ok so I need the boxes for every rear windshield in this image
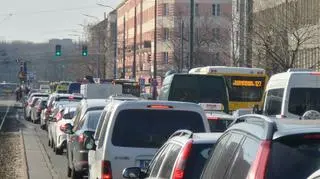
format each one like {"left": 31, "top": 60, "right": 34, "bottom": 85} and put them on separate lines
{"left": 208, "top": 119, "right": 233, "bottom": 132}
{"left": 288, "top": 88, "right": 320, "bottom": 116}
{"left": 169, "top": 75, "right": 229, "bottom": 113}
{"left": 112, "top": 110, "right": 206, "bottom": 148}
{"left": 266, "top": 134, "right": 320, "bottom": 179}
{"left": 185, "top": 144, "right": 213, "bottom": 179}
{"left": 85, "top": 111, "right": 102, "bottom": 130}
{"left": 56, "top": 96, "right": 82, "bottom": 102}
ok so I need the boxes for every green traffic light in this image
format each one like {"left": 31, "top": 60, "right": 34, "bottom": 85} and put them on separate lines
{"left": 82, "top": 52, "right": 87, "bottom": 56}
{"left": 56, "top": 52, "right": 61, "bottom": 56}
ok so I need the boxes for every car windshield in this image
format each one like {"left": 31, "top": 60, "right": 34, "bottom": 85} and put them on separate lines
{"left": 56, "top": 96, "right": 82, "bottom": 102}
{"left": 85, "top": 111, "right": 102, "bottom": 130}
{"left": 184, "top": 144, "right": 214, "bottom": 179}
{"left": 288, "top": 88, "right": 320, "bottom": 116}
{"left": 266, "top": 134, "right": 320, "bottom": 179}
{"left": 112, "top": 109, "right": 206, "bottom": 148}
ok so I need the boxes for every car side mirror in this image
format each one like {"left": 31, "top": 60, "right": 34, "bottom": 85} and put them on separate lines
{"left": 122, "top": 167, "right": 143, "bottom": 179}
{"left": 84, "top": 136, "right": 96, "bottom": 151}
{"left": 252, "top": 105, "right": 263, "bottom": 114}
{"left": 62, "top": 123, "right": 73, "bottom": 134}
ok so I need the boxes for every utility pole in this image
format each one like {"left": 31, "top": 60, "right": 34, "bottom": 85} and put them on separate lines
{"left": 189, "top": 0, "right": 195, "bottom": 69}
{"left": 181, "top": 20, "right": 184, "bottom": 72}
{"left": 122, "top": 16, "right": 126, "bottom": 78}
{"left": 133, "top": 3, "right": 137, "bottom": 79}
{"left": 152, "top": 0, "right": 158, "bottom": 99}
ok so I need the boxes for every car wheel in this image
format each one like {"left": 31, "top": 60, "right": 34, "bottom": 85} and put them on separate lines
{"left": 48, "top": 139, "right": 51, "bottom": 147}
{"left": 55, "top": 147, "right": 63, "bottom": 155}
{"left": 50, "top": 139, "right": 54, "bottom": 148}
{"left": 71, "top": 167, "right": 81, "bottom": 179}
{"left": 67, "top": 166, "right": 72, "bottom": 177}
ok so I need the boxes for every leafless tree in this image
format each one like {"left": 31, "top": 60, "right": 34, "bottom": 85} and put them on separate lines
{"left": 251, "top": 0, "right": 320, "bottom": 74}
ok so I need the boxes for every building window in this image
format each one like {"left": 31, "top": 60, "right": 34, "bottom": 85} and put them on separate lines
{"left": 163, "top": 3, "right": 169, "bottom": 16}
{"left": 212, "top": 4, "right": 221, "bottom": 16}
{"left": 195, "top": 4, "right": 199, "bottom": 16}
{"left": 163, "top": 28, "right": 169, "bottom": 40}
{"left": 163, "top": 52, "right": 169, "bottom": 64}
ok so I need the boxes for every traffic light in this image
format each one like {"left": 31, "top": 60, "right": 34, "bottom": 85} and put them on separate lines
{"left": 55, "top": 45, "right": 62, "bottom": 56}
{"left": 82, "top": 45, "right": 88, "bottom": 56}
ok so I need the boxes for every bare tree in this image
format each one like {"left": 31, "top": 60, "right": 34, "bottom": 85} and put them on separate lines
{"left": 251, "top": 0, "right": 320, "bottom": 74}
{"left": 159, "top": 9, "right": 233, "bottom": 72}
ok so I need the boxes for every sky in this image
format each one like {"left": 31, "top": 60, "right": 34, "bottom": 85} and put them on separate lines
{"left": 0, "top": 0, "right": 119, "bottom": 43}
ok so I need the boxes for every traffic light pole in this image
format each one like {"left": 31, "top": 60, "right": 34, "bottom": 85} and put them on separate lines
{"left": 122, "top": 16, "right": 126, "bottom": 78}
{"left": 189, "top": 0, "right": 195, "bottom": 69}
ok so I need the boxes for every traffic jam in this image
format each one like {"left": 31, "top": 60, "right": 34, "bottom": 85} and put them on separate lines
{"left": 23, "top": 66, "right": 320, "bottom": 179}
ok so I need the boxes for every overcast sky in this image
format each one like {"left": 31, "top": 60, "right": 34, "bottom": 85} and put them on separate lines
{"left": 0, "top": 0, "right": 119, "bottom": 43}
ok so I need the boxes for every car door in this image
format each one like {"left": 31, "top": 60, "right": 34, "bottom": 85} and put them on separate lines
{"left": 89, "top": 107, "right": 113, "bottom": 179}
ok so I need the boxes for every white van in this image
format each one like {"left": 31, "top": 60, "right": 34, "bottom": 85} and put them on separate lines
{"left": 86, "top": 100, "right": 210, "bottom": 179}
{"left": 263, "top": 69, "right": 320, "bottom": 118}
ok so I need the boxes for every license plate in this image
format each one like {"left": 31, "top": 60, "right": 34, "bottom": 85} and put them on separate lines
{"left": 139, "top": 160, "right": 150, "bottom": 168}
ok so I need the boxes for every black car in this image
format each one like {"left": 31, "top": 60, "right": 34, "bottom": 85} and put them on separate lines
{"left": 201, "top": 114, "right": 320, "bottom": 179}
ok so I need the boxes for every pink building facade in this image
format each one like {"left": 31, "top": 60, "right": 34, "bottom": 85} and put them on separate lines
{"left": 117, "top": 0, "right": 232, "bottom": 87}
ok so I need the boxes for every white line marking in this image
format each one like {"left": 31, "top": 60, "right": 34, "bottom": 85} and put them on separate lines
{"left": 0, "top": 105, "right": 11, "bottom": 131}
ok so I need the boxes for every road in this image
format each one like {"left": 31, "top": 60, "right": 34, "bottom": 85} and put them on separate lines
{"left": 0, "top": 96, "right": 69, "bottom": 179}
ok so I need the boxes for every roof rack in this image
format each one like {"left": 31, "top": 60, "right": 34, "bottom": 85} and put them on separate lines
{"left": 169, "top": 130, "right": 193, "bottom": 139}
{"left": 231, "top": 114, "right": 276, "bottom": 140}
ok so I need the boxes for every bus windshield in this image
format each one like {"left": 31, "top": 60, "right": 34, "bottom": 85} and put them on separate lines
{"left": 224, "top": 76, "right": 266, "bottom": 102}
{"left": 169, "top": 75, "right": 229, "bottom": 113}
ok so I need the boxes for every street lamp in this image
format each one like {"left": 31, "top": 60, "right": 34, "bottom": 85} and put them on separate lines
{"left": 81, "top": 13, "right": 100, "bottom": 21}
{"left": 96, "top": 3, "right": 115, "bottom": 10}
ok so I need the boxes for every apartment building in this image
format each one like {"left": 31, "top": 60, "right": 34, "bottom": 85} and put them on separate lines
{"left": 117, "top": 0, "right": 232, "bottom": 85}
{"left": 252, "top": 0, "right": 320, "bottom": 73}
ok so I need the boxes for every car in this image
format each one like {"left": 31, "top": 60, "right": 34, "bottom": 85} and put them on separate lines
{"left": 25, "top": 93, "right": 49, "bottom": 120}
{"left": 85, "top": 100, "right": 211, "bottom": 179}
{"left": 232, "top": 108, "right": 252, "bottom": 118}
{"left": 30, "top": 98, "right": 47, "bottom": 124}
{"left": 263, "top": 69, "right": 320, "bottom": 119}
{"left": 200, "top": 114, "right": 320, "bottom": 179}
{"left": 308, "top": 169, "right": 320, "bottom": 179}
{"left": 51, "top": 103, "right": 78, "bottom": 155}
{"left": 122, "top": 130, "right": 222, "bottom": 179}
{"left": 25, "top": 96, "right": 44, "bottom": 121}
{"left": 63, "top": 99, "right": 109, "bottom": 178}
{"left": 64, "top": 110, "right": 103, "bottom": 178}
{"left": 206, "top": 111, "right": 234, "bottom": 132}
{"left": 42, "top": 93, "right": 83, "bottom": 130}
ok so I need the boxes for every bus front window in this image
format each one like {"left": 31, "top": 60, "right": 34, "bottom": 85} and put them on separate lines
{"left": 225, "top": 76, "right": 266, "bottom": 102}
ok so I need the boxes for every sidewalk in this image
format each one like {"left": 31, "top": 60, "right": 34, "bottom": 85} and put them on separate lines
{"left": 22, "top": 127, "right": 57, "bottom": 179}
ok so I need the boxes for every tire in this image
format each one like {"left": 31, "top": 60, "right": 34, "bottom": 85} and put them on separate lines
{"left": 48, "top": 139, "right": 51, "bottom": 147}
{"left": 50, "top": 139, "right": 54, "bottom": 148}
{"left": 55, "top": 147, "right": 63, "bottom": 155}
{"left": 71, "top": 167, "right": 81, "bottom": 179}
{"left": 67, "top": 166, "right": 72, "bottom": 177}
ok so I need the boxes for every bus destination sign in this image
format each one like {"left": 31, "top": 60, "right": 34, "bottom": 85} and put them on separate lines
{"left": 232, "top": 80, "right": 263, "bottom": 87}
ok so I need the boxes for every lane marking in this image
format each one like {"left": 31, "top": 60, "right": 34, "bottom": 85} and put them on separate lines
{"left": 0, "top": 105, "right": 11, "bottom": 131}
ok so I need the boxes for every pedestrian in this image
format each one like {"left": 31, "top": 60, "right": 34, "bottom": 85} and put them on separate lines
{"left": 15, "top": 86, "right": 22, "bottom": 101}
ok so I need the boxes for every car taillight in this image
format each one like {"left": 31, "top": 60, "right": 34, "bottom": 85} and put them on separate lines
{"left": 172, "top": 140, "right": 193, "bottom": 179}
{"left": 56, "top": 112, "right": 63, "bottom": 121}
{"left": 59, "top": 124, "right": 67, "bottom": 131}
{"left": 101, "top": 160, "right": 112, "bottom": 179}
{"left": 78, "top": 134, "right": 85, "bottom": 143}
{"left": 208, "top": 116, "right": 220, "bottom": 120}
{"left": 247, "top": 140, "right": 271, "bottom": 179}
{"left": 37, "top": 106, "right": 42, "bottom": 112}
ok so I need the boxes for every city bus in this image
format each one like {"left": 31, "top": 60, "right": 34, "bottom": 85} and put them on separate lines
{"left": 189, "top": 66, "right": 268, "bottom": 111}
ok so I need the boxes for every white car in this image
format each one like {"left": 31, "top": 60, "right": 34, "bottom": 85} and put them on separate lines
{"left": 52, "top": 104, "right": 78, "bottom": 155}
{"left": 87, "top": 100, "right": 210, "bottom": 179}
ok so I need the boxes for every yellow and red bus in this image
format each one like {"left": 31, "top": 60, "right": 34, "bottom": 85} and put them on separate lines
{"left": 189, "top": 66, "right": 268, "bottom": 111}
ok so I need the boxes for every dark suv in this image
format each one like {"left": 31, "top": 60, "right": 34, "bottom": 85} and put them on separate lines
{"left": 201, "top": 114, "right": 320, "bottom": 179}
{"left": 122, "top": 130, "right": 222, "bottom": 179}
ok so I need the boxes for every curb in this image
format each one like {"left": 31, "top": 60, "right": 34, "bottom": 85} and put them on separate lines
{"left": 34, "top": 128, "right": 59, "bottom": 179}
{"left": 20, "top": 129, "right": 29, "bottom": 179}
